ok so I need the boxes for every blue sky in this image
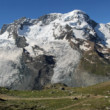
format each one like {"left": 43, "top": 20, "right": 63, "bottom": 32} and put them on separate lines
{"left": 0, "top": 0, "right": 110, "bottom": 28}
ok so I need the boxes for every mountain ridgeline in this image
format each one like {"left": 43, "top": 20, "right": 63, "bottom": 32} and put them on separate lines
{"left": 0, "top": 10, "right": 110, "bottom": 90}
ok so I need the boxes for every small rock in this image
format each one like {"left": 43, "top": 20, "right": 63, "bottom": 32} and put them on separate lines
{"left": 107, "top": 91, "right": 110, "bottom": 93}
{"left": 86, "top": 94, "right": 90, "bottom": 97}
{"left": 0, "top": 98, "right": 6, "bottom": 102}
{"left": 106, "top": 107, "right": 110, "bottom": 110}
{"left": 73, "top": 97, "right": 78, "bottom": 100}
{"left": 60, "top": 87, "right": 65, "bottom": 90}
{"left": 105, "top": 96, "right": 109, "bottom": 98}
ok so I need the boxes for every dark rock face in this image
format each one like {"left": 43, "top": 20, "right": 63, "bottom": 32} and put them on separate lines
{"left": 20, "top": 49, "right": 55, "bottom": 90}
{"left": 0, "top": 24, "right": 9, "bottom": 35}
{"left": 12, "top": 32, "right": 28, "bottom": 48}
{"left": 31, "top": 55, "right": 55, "bottom": 90}
{"left": 15, "top": 36, "right": 28, "bottom": 48}
{"left": 10, "top": 49, "right": 55, "bottom": 90}
{"left": 38, "top": 14, "right": 61, "bottom": 25}
{"left": 54, "top": 24, "right": 74, "bottom": 40}
{"left": 87, "top": 20, "right": 97, "bottom": 28}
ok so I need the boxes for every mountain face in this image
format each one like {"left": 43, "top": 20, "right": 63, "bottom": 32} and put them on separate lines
{"left": 0, "top": 10, "right": 110, "bottom": 90}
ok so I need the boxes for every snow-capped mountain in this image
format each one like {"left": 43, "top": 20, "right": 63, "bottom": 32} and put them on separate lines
{"left": 0, "top": 10, "right": 110, "bottom": 90}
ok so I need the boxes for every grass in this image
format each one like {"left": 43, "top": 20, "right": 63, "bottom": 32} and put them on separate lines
{"left": 69, "top": 98, "right": 110, "bottom": 110}
{"left": 79, "top": 51, "right": 110, "bottom": 76}
{"left": 0, "top": 81, "right": 110, "bottom": 110}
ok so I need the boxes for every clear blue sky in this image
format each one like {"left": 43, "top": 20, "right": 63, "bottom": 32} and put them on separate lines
{"left": 0, "top": 0, "right": 110, "bottom": 28}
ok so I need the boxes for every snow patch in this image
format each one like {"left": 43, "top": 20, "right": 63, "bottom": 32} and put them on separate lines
{"left": 95, "top": 24, "right": 110, "bottom": 47}
{"left": 80, "top": 41, "right": 91, "bottom": 51}
{"left": 0, "top": 31, "right": 23, "bottom": 87}
{"left": 71, "top": 38, "right": 78, "bottom": 44}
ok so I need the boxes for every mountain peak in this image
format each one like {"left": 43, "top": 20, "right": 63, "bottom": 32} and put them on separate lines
{"left": 63, "top": 9, "right": 89, "bottom": 22}
{"left": 68, "top": 9, "right": 86, "bottom": 14}
{"left": 0, "top": 10, "right": 110, "bottom": 90}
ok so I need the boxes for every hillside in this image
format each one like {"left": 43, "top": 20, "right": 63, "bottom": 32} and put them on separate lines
{"left": 0, "top": 81, "right": 110, "bottom": 110}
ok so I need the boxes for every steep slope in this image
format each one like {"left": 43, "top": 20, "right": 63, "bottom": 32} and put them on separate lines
{"left": 0, "top": 10, "right": 110, "bottom": 90}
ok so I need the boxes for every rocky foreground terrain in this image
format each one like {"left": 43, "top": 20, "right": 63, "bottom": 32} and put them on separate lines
{"left": 0, "top": 10, "right": 110, "bottom": 90}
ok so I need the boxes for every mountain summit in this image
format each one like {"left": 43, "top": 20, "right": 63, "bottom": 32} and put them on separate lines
{"left": 0, "top": 10, "right": 110, "bottom": 90}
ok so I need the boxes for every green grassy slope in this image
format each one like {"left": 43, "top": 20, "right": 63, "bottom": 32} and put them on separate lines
{"left": 79, "top": 51, "right": 110, "bottom": 76}
{"left": 0, "top": 82, "right": 110, "bottom": 110}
